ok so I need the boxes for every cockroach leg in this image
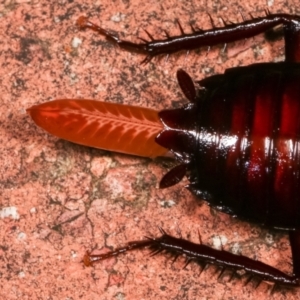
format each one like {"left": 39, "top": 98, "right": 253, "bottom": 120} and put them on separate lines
{"left": 76, "top": 16, "right": 149, "bottom": 56}
{"left": 77, "top": 14, "right": 300, "bottom": 62}
{"left": 85, "top": 229, "right": 300, "bottom": 287}
{"left": 83, "top": 239, "right": 154, "bottom": 267}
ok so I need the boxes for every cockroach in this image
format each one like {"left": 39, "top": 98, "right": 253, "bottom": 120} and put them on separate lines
{"left": 27, "top": 12, "right": 300, "bottom": 288}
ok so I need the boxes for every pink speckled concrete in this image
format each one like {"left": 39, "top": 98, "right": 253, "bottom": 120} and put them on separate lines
{"left": 0, "top": 0, "right": 300, "bottom": 299}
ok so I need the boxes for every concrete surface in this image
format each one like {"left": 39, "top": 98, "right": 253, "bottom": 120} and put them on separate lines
{"left": 0, "top": 0, "right": 299, "bottom": 299}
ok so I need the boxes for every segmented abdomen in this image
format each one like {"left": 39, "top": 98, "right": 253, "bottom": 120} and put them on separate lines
{"left": 189, "top": 63, "right": 300, "bottom": 230}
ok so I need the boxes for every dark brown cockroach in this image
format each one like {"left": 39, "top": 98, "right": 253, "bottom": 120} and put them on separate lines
{"left": 27, "top": 12, "right": 300, "bottom": 288}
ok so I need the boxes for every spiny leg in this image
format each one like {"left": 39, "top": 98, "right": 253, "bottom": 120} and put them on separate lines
{"left": 77, "top": 14, "right": 300, "bottom": 63}
{"left": 84, "top": 228, "right": 299, "bottom": 287}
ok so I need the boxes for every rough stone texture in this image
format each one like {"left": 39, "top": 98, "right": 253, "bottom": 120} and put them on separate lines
{"left": 0, "top": 0, "right": 299, "bottom": 299}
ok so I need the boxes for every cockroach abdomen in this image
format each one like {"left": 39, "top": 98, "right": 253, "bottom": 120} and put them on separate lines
{"left": 158, "top": 63, "right": 300, "bottom": 230}
{"left": 202, "top": 63, "right": 300, "bottom": 229}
